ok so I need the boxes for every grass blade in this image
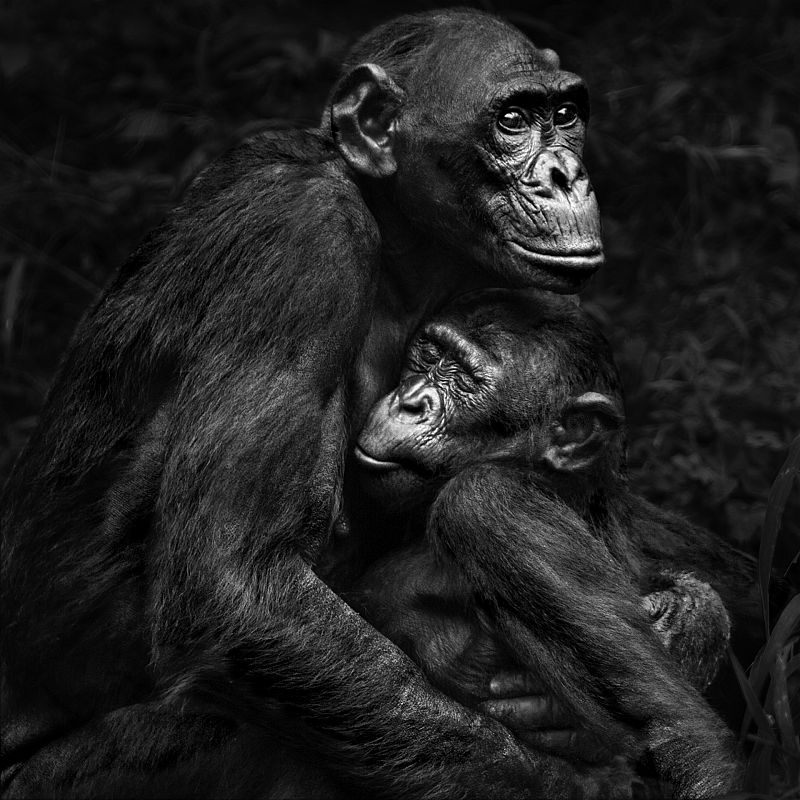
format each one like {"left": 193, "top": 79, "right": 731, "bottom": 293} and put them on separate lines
{"left": 759, "top": 434, "right": 800, "bottom": 635}
{"left": 770, "top": 649, "right": 800, "bottom": 786}
{"left": 731, "top": 646, "right": 779, "bottom": 747}
{"left": 2, "top": 256, "right": 26, "bottom": 357}
{"left": 740, "top": 595, "right": 800, "bottom": 741}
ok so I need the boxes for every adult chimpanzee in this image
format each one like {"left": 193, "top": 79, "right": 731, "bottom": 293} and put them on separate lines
{"left": 1, "top": 9, "right": 605, "bottom": 800}
{"left": 346, "top": 289, "right": 742, "bottom": 799}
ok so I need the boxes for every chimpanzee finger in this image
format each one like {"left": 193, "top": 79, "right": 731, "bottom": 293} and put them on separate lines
{"left": 487, "top": 670, "right": 546, "bottom": 697}
{"left": 479, "top": 694, "right": 574, "bottom": 730}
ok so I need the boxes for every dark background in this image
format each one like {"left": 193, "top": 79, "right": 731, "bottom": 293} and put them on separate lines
{"left": 1, "top": 0, "right": 798, "bottom": 792}
{"left": 2, "top": 0, "right": 797, "bottom": 560}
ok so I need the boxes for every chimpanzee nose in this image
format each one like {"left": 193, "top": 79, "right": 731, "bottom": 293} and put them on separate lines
{"left": 393, "top": 376, "right": 441, "bottom": 423}
{"left": 523, "top": 149, "right": 587, "bottom": 197}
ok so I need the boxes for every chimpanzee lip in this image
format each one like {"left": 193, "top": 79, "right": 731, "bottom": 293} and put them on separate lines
{"left": 509, "top": 241, "right": 604, "bottom": 273}
{"left": 354, "top": 445, "right": 402, "bottom": 472}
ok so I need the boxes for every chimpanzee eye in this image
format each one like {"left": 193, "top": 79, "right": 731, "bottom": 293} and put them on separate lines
{"left": 453, "top": 371, "right": 477, "bottom": 395}
{"left": 413, "top": 339, "right": 441, "bottom": 369}
{"left": 497, "top": 107, "right": 528, "bottom": 133}
{"left": 553, "top": 102, "right": 579, "bottom": 127}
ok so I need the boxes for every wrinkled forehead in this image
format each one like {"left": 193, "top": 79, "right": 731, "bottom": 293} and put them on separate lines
{"left": 415, "top": 320, "right": 494, "bottom": 372}
{"left": 412, "top": 28, "right": 579, "bottom": 111}
{"left": 483, "top": 28, "right": 562, "bottom": 73}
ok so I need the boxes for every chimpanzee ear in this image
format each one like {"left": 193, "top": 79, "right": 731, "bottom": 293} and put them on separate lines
{"left": 329, "top": 64, "right": 405, "bottom": 179}
{"left": 543, "top": 392, "right": 624, "bottom": 473}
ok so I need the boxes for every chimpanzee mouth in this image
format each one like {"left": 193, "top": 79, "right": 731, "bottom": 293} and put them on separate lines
{"left": 509, "top": 241, "right": 604, "bottom": 274}
{"left": 353, "top": 446, "right": 402, "bottom": 472}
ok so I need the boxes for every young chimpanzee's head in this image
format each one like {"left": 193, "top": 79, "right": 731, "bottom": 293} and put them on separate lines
{"left": 354, "top": 289, "right": 625, "bottom": 508}
{"left": 327, "top": 9, "right": 603, "bottom": 293}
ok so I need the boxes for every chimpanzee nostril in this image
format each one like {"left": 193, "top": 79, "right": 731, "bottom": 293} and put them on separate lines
{"left": 399, "top": 393, "right": 431, "bottom": 415}
{"left": 393, "top": 376, "right": 441, "bottom": 423}
{"left": 550, "top": 166, "right": 569, "bottom": 193}
{"left": 524, "top": 149, "right": 586, "bottom": 197}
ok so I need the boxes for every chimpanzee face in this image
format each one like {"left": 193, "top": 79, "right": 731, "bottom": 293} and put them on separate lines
{"left": 355, "top": 291, "right": 624, "bottom": 507}
{"left": 393, "top": 33, "right": 601, "bottom": 292}
{"left": 331, "top": 16, "right": 603, "bottom": 294}
{"left": 356, "top": 321, "right": 503, "bottom": 479}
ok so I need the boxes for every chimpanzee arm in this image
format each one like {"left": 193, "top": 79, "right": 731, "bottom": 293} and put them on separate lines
{"left": 477, "top": 573, "right": 731, "bottom": 767}
{"left": 345, "top": 542, "right": 622, "bottom": 769}
{"left": 428, "top": 464, "right": 741, "bottom": 800}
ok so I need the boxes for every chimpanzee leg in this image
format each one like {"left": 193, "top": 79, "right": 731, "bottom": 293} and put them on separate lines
{"left": 429, "top": 466, "right": 740, "bottom": 799}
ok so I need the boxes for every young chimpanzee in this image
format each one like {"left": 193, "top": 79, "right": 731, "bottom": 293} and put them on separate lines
{"left": 346, "top": 289, "right": 741, "bottom": 800}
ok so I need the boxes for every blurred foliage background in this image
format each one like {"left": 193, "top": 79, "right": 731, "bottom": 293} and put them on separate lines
{"left": 1, "top": 3, "right": 798, "bottom": 590}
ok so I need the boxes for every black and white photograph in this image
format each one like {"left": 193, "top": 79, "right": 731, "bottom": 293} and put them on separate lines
{"left": 1, "top": 1, "right": 798, "bottom": 797}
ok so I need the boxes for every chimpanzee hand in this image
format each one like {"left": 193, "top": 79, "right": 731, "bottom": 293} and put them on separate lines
{"left": 481, "top": 577, "right": 730, "bottom": 765}
{"left": 479, "top": 670, "right": 616, "bottom": 765}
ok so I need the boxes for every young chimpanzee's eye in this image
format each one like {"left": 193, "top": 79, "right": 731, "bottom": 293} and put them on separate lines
{"left": 553, "top": 102, "right": 579, "bottom": 128}
{"left": 452, "top": 371, "right": 477, "bottom": 395}
{"left": 412, "top": 338, "right": 441, "bottom": 369}
{"left": 497, "top": 107, "right": 529, "bottom": 133}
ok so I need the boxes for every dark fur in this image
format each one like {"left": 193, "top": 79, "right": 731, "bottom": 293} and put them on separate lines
{"left": 2, "top": 10, "right": 607, "bottom": 800}
{"left": 345, "top": 291, "right": 742, "bottom": 799}
{"left": 430, "top": 471, "right": 741, "bottom": 798}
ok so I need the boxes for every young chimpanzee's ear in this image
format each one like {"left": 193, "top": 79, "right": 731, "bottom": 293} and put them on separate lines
{"left": 329, "top": 64, "right": 406, "bottom": 179}
{"left": 543, "top": 391, "right": 624, "bottom": 473}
